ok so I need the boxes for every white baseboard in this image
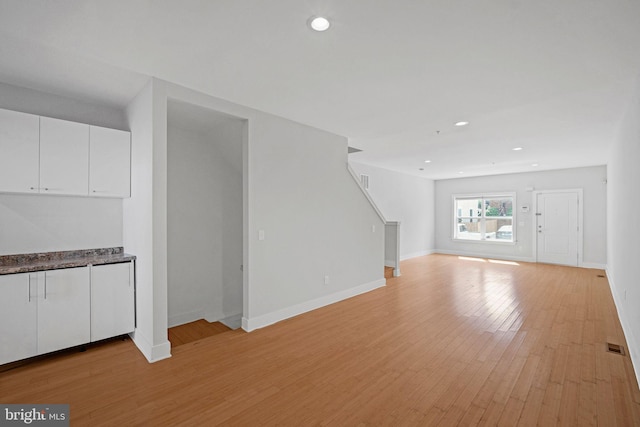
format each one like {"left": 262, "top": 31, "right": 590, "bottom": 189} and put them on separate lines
{"left": 435, "top": 250, "right": 608, "bottom": 270}
{"left": 131, "top": 329, "right": 172, "bottom": 363}
{"left": 168, "top": 309, "right": 204, "bottom": 328}
{"left": 400, "top": 249, "right": 434, "bottom": 261}
{"left": 606, "top": 269, "right": 640, "bottom": 390}
{"left": 242, "top": 278, "right": 386, "bottom": 332}
{"left": 216, "top": 313, "right": 243, "bottom": 330}
{"left": 171, "top": 310, "right": 243, "bottom": 330}
{"left": 435, "top": 249, "right": 534, "bottom": 263}
{"left": 582, "top": 262, "right": 607, "bottom": 270}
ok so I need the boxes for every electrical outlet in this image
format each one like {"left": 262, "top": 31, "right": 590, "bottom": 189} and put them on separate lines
{"left": 372, "top": 225, "right": 376, "bottom": 233}
{"left": 324, "top": 275, "right": 329, "bottom": 285}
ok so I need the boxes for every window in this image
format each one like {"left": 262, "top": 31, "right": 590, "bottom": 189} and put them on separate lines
{"left": 453, "top": 193, "right": 515, "bottom": 243}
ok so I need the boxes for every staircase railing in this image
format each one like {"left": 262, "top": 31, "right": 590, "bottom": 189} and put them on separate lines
{"left": 347, "top": 163, "right": 401, "bottom": 277}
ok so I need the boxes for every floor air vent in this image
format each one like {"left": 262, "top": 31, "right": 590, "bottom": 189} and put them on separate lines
{"left": 597, "top": 274, "right": 605, "bottom": 278}
{"left": 607, "top": 343, "right": 625, "bottom": 355}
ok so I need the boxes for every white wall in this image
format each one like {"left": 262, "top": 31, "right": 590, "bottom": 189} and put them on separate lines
{"left": 607, "top": 77, "right": 640, "bottom": 384}
{"left": 0, "top": 82, "right": 127, "bottom": 130}
{"left": 349, "top": 162, "right": 435, "bottom": 260}
{"left": 0, "top": 82, "right": 125, "bottom": 255}
{"left": 167, "top": 119, "right": 243, "bottom": 327}
{"left": 247, "top": 116, "right": 385, "bottom": 328}
{"left": 127, "top": 80, "right": 386, "bottom": 341}
{"left": 435, "top": 166, "right": 607, "bottom": 267}
{"left": 0, "top": 195, "right": 122, "bottom": 255}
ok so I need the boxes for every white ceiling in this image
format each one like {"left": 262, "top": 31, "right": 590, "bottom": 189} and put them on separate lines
{"left": 1, "top": 0, "right": 639, "bottom": 179}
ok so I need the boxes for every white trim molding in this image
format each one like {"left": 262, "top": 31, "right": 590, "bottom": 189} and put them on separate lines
{"left": 606, "top": 269, "right": 640, "bottom": 390}
{"left": 435, "top": 249, "right": 535, "bottom": 264}
{"left": 242, "top": 278, "right": 386, "bottom": 332}
{"left": 400, "top": 250, "right": 435, "bottom": 261}
{"left": 581, "top": 262, "right": 607, "bottom": 270}
{"left": 131, "top": 329, "right": 172, "bottom": 363}
{"left": 217, "top": 313, "right": 243, "bottom": 330}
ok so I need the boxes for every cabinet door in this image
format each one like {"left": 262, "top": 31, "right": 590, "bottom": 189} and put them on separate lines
{"left": 0, "top": 108, "right": 39, "bottom": 194}
{"left": 39, "top": 116, "right": 89, "bottom": 196}
{"left": 89, "top": 126, "right": 131, "bottom": 198}
{"left": 90, "top": 262, "right": 135, "bottom": 342}
{"left": 38, "top": 267, "right": 90, "bottom": 354}
{"left": 0, "top": 273, "right": 37, "bottom": 364}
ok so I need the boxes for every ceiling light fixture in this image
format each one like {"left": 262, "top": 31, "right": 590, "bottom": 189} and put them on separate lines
{"left": 454, "top": 121, "right": 469, "bottom": 127}
{"left": 532, "top": 163, "right": 539, "bottom": 167}
{"left": 512, "top": 147, "right": 523, "bottom": 151}
{"left": 309, "top": 16, "right": 331, "bottom": 31}
{"left": 424, "top": 160, "right": 431, "bottom": 163}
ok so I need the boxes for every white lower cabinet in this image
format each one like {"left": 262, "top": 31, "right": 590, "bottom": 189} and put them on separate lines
{"left": 0, "top": 261, "right": 135, "bottom": 365}
{"left": 37, "top": 267, "right": 91, "bottom": 355}
{"left": 0, "top": 273, "right": 37, "bottom": 365}
{"left": 91, "top": 262, "right": 135, "bottom": 342}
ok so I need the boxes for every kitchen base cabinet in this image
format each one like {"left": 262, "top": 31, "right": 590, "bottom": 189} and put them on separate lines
{"left": 0, "top": 273, "right": 37, "bottom": 365}
{"left": 90, "top": 262, "right": 135, "bottom": 342}
{"left": 37, "top": 267, "right": 91, "bottom": 355}
{"left": 0, "top": 261, "right": 135, "bottom": 366}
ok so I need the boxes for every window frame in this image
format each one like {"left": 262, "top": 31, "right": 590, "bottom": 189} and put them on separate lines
{"left": 452, "top": 192, "right": 516, "bottom": 244}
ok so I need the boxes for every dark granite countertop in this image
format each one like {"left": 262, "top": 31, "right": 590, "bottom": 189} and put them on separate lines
{"left": 0, "top": 247, "right": 136, "bottom": 275}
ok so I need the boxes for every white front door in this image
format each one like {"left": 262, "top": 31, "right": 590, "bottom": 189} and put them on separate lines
{"left": 535, "top": 191, "right": 580, "bottom": 266}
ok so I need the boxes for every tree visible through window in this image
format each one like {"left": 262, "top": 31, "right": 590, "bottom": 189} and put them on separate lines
{"left": 453, "top": 194, "right": 515, "bottom": 242}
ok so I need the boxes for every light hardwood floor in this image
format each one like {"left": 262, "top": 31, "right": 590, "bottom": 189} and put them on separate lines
{"left": 168, "top": 319, "right": 231, "bottom": 347}
{"left": 1, "top": 254, "right": 639, "bottom": 426}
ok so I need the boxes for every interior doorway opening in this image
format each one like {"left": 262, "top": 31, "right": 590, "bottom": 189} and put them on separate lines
{"left": 166, "top": 99, "right": 245, "bottom": 334}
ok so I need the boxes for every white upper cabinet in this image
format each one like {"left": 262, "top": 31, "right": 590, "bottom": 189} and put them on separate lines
{"left": 89, "top": 126, "right": 131, "bottom": 198}
{"left": 0, "top": 109, "right": 131, "bottom": 198}
{"left": 39, "top": 116, "right": 90, "bottom": 196}
{"left": 0, "top": 109, "right": 40, "bottom": 193}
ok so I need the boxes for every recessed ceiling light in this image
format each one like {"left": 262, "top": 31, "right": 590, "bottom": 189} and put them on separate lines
{"left": 309, "top": 16, "right": 331, "bottom": 31}
{"left": 458, "top": 171, "right": 464, "bottom": 174}
{"left": 454, "top": 121, "right": 469, "bottom": 127}
{"left": 532, "top": 163, "right": 539, "bottom": 167}
{"left": 424, "top": 160, "right": 431, "bottom": 163}
{"left": 512, "top": 147, "right": 523, "bottom": 151}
